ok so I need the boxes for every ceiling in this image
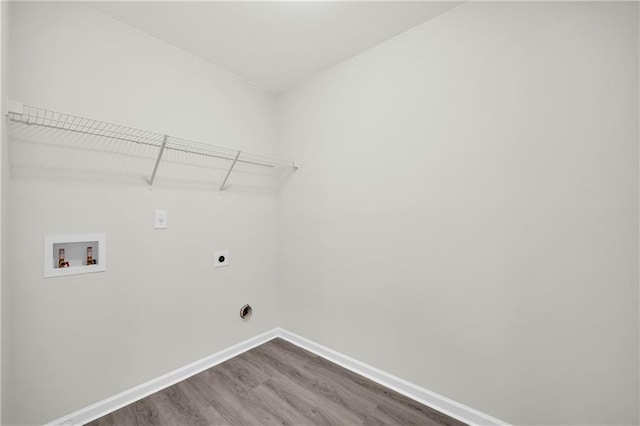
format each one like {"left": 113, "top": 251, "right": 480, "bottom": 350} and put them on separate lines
{"left": 86, "top": 1, "right": 461, "bottom": 93}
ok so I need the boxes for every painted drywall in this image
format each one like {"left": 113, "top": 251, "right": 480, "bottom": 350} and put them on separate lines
{"left": 0, "top": 1, "right": 9, "bottom": 422}
{"left": 5, "top": 3, "right": 281, "bottom": 424}
{"left": 277, "top": 2, "right": 639, "bottom": 425}
{"left": 5, "top": 2, "right": 640, "bottom": 425}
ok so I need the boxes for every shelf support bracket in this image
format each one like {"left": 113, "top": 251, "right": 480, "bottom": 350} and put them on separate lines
{"left": 220, "top": 151, "right": 241, "bottom": 191}
{"left": 149, "top": 134, "right": 168, "bottom": 188}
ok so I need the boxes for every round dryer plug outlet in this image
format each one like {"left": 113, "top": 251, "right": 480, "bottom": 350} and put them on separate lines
{"left": 240, "top": 304, "right": 252, "bottom": 320}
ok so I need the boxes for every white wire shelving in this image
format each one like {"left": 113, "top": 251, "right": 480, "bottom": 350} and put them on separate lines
{"left": 6, "top": 102, "right": 297, "bottom": 191}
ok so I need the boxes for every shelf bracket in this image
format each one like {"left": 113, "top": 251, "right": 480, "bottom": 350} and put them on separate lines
{"left": 220, "top": 150, "right": 241, "bottom": 191}
{"left": 149, "top": 134, "right": 168, "bottom": 188}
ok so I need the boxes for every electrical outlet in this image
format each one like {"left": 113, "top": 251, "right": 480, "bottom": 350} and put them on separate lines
{"left": 154, "top": 210, "right": 167, "bottom": 229}
{"left": 214, "top": 250, "right": 229, "bottom": 268}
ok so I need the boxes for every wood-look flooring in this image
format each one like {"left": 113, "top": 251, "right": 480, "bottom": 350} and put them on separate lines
{"left": 88, "top": 338, "right": 466, "bottom": 426}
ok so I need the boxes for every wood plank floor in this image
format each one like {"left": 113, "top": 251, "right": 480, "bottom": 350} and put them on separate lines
{"left": 88, "top": 338, "right": 466, "bottom": 426}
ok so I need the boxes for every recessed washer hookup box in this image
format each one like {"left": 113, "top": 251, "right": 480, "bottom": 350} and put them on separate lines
{"left": 43, "top": 233, "right": 106, "bottom": 278}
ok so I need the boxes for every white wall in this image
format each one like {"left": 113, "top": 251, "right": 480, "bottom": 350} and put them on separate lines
{"left": 5, "top": 3, "right": 281, "bottom": 424}
{"left": 0, "top": 1, "right": 9, "bottom": 423}
{"left": 5, "top": 2, "right": 639, "bottom": 425}
{"left": 277, "top": 2, "right": 639, "bottom": 425}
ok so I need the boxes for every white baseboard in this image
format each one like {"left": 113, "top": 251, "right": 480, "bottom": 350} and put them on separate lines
{"left": 276, "top": 328, "right": 510, "bottom": 426}
{"left": 46, "top": 327, "right": 509, "bottom": 426}
{"left": 44, "top": 328, "right": 280, "bottom": 426}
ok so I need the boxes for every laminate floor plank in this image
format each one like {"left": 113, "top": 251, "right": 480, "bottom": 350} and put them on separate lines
{"left": 258, "top": 338, "right": 322, "bottom": 366}
{"left": 303, "top": 355, "right": 467, "bottom": 426}
{"left": 187, "top": 368, "right": 272, "bottom": 425}
{"left": 253, "top": 376, "right": 359, "bottom": 426}
{"left": 87, "top": 338, "right": 467, "bottom": 426}
{"left": 146, "top": 381, "right": 227, "bottom": 426}
{"left": 300, "top": 356, "right": 429, "bottom": 424}
{"left": 250, "top": 345, "right": 378, "bottom": 421}
{"left": 235, "top": 348, "right": 364, "bottom": 425}
{"left": 217, "top": 354, "right": 272, "bottom": 391}
{"left": 131, "top": 397, "right": 166, "bottom": 426}
{"left": 249, "top": 379, "right": 321, "bottom": 426}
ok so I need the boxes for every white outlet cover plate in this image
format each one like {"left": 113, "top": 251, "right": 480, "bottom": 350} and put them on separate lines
{"left": 154, "top": 210, "right": 167, "bottom": 229}
{"left": 214, "top": 250, "right": 229, "bottom": 268}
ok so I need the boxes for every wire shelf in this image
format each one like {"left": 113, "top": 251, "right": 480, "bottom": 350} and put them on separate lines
{"left": 6, "top": 102, "right": 297, "bottom": 191}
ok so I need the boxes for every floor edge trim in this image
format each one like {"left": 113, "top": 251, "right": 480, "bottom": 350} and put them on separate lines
{"left": 44, "top": 328, "right": 280, "bottom": 426}
{"left": 45, "top": 327, "right": 510, "bottom": 426}
{"left": 276, "top": 328, "right": 510, "bottom": 426}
